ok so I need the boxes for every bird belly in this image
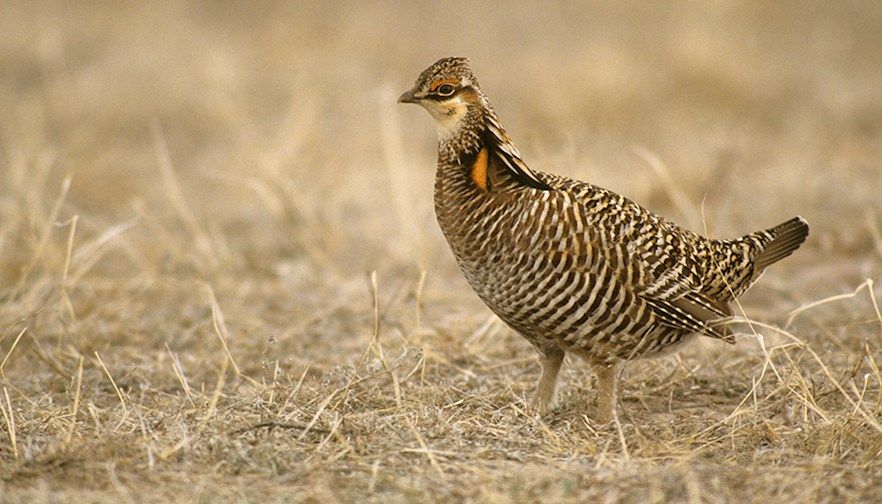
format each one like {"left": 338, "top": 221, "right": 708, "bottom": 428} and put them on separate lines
{"left": 435, "top": 185, "right": 696, "bottom": 362}
{"left": 443, "top": 224, "right": 671, "bottom": 362}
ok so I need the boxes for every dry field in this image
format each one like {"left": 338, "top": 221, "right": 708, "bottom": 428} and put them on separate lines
{"left": 2, "top": 1, "right": 882, "bottom": 502}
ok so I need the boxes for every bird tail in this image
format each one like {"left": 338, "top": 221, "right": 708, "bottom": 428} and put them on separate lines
{"left": 753, "top": 216, "right": 810, "bottom": 274}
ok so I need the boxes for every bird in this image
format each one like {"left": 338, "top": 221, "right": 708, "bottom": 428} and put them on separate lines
{"left": 398, "top": 57, "right": 809, "bottom": 422}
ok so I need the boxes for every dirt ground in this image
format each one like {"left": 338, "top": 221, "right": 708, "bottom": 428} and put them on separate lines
{"left": 1, "top": 1, "right": 882, "bottom": 502}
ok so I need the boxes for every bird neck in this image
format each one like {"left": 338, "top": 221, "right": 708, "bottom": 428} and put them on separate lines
{"left": 437, "top": 103, "right": 488, "bottom": 166}
{"left": 435, "top": 101, "right": 550, "bottom": 194}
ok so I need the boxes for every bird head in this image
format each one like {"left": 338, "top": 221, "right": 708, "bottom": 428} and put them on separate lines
{"left": 398, "top": 57, "right": 486, "bottom": 140}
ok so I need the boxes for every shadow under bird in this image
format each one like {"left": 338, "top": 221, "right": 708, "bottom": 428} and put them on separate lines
{"left": 398, "top": 57, "right": 809, "bottom": 422}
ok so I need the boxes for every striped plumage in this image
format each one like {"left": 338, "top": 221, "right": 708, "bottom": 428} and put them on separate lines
{"left": 399, "top": 57, "right": 809, "bottom": 421}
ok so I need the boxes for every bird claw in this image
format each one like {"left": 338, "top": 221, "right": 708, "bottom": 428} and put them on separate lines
{"left": 529, "top": 395, "right": 550, "bottom": 416}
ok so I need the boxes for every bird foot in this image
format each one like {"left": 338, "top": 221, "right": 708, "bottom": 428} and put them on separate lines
{"left": 529, "top": 394, "right": 551, "bottom": 416}
{"left": 591, "top": 403, "right": 614, "bottom": 425}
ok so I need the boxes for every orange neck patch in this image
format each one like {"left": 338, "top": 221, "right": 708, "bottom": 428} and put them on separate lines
{"left": 471, "top": 148, "right": 490, "bottom": 191}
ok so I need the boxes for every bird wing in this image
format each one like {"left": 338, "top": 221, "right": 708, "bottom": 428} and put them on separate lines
{"left": 535, "top": 180, "right": 735, "bottom": 342}
{"left": 616, "top": 225, "right": 735, "bottom": 342}
{"left": 633, "top": 230, "right": 734, "bottom": 340}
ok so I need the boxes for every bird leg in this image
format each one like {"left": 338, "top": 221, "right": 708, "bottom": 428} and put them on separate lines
{"left": 591, "top": 362, "right": 620, "bottom": 424}
{"left": 530, "top": 349, "right": 565, "bottom": 414}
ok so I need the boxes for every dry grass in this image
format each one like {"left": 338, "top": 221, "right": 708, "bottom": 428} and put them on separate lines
{"left": 2, "top": 1, "right": 882, "bottom": 502}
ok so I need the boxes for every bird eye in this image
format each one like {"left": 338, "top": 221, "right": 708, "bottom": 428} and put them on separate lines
{"left": 436, "top": 84, "right": 456, "bottom": 96}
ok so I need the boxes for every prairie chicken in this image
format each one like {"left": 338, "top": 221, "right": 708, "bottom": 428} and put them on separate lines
{"left": 399, "top": 57, "right": 809, "bottom": 422}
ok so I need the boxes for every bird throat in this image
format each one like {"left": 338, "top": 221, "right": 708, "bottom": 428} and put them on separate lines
{"left": 432, "top": 99, "right": 470, "bottom": 141}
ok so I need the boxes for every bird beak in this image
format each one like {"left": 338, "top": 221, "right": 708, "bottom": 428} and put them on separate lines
{"left": 398, "top": 89, "right": 419, "bottom": 104}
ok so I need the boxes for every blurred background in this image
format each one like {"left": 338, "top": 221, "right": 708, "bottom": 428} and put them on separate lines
{"left": 2, "top": 1, "right": 880, "bottom": 281}
{"left": 1, "top": 1, "right": 882, "bottom": 500}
